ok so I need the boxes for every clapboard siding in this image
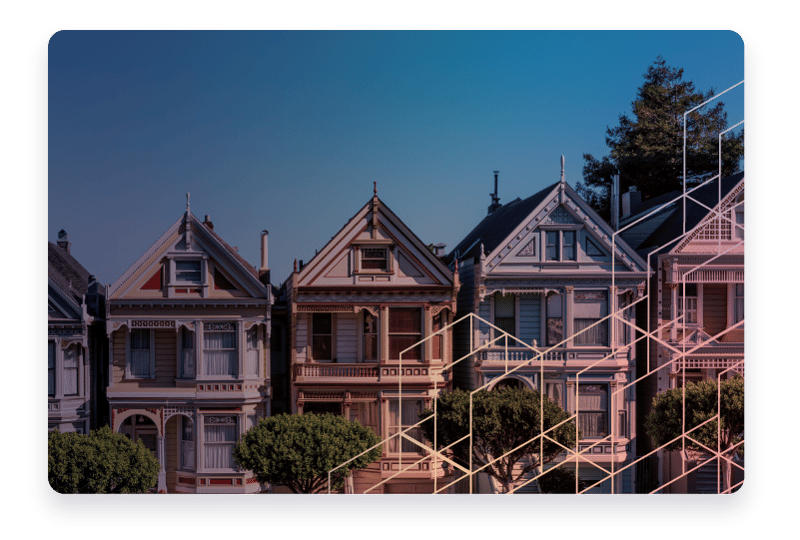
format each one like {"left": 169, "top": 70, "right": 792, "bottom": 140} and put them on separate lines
{"left": 703, "top": 284, "right": 728, "bottom": 336}
{"left": 336, "top": 313, "right": 358, "bottom": 362}
{"left": 519, "top": 295, "right": 541, "bottom": 345}
{"left": 478, "top": 299, "right": 491, "bottom": 344}
{"left": 155, "top": 329, "right": 177, "bottom": 383}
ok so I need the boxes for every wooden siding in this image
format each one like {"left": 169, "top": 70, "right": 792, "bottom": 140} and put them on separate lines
{"left": 703, "top": 284, "right": 728, "bottom": 337}
{"left": 154, "top": 329, "right": 177, "bottom": 383}
{"left": 112, "top": 330, "right": 126, "bottom": 384}
{"left": 336, "top": 313, "right": 358, "bottom": 362}
{"left": 519, "top": 295, "right": 541, "bottom": 345}
{"left": 478, "top": 300, "right": 491, "bottom": 344}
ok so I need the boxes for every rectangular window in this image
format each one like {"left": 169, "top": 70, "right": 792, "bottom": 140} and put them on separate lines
{"left": 204, "top": 416, "right": 237, "bottom": 470}
{"left": 389, "top": 308, "right": 422, "bottom": 360}
{"left": 246, "top": 327, "right": 259, "bottom": 376}
{"left": 432, "top": 312, "right": 444, "bottom": 360}
{"left": 350, "top": 401, "right": 379, "bottom": 436}
{"left": 734, "top": 284, "right": 744, "bottom": 324}
{"left": 129, "top": 329, "right": 152, "bottom": 378}
{"left": 362, "top": 312, "right": 378, "bottom": 362}
{"left": 176, "top": 260, "right": 202, "bottom": 284}
{"left": 63, "top": 345, "right": 79, "bottom": 396}
{"left": 48, "top": 341, "right": 55, "bottom": 396}
{"left": 546, "top": 294, "right": 563, "bottom": 346}
{"left": 545, "top": 230, "right": 577, "bottom": 261}
{"left": 181, "top": 417, "right": 195, "bottom": 471}
{"left": 573, "top": 291, "right": 608, "bottom": 346}
{"left": 361, "top": 247, "right": 389, "bottom": 271}
{"left": 180, "top": 327, "right": 195, "bottom": 378}
{"left": 545, "top": 381, "right": 563, "bottom": 409}
{"left": 494, "top": 293, "right": 516, "bottom": 338}
{"left": 578, "top": 384, "right": 608, "bottom": 438}
{"left": 203, "top": 323, "right": 236, "bottom": 376}
{"left": 677, "top": 284, "right": 698, "bottom": 324}
{"left": 388, "top": 398, "right": 423, "bottom": 453}
{"left": 312, "top": 313, "right": 332, "bottom": 361}
{"left": 734, "top": 208, "right": 744, "bottom": 240}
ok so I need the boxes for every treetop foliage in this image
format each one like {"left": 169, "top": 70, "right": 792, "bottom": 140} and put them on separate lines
{"left": 233, "top": 413, "right": 382, "bottom": 494}
{"left": 48, "top": 425, "right": 160, "bottom": 494}
{"left": 577, "top": 56, "right": 744, "bottom": 219}
{"left": 420, "top": 387, "right": 578, "bottom": 493}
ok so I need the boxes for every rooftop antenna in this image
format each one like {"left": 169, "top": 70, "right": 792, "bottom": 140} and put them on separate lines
{"left": 488, "top": 171, "right": 501, "bottom": 215}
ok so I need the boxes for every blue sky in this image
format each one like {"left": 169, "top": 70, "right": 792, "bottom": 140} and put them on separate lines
{"left": 48, "top": 30, "right": 744, "bottom": 286}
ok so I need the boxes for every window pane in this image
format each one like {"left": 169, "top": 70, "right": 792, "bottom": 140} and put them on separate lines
{"left": 578, "top": 385, "right": 608, "bottom": 438}
{"left": 312, "top": 313, "right": 332, "bottom": 335}
{"left": 563, "top": 231, "right": 576, "bottom": 260}
{"left": 204, "top": 417, "right": 237, "bottom": 470}
{"left": 63, "top": 346, "right": 78, "bottom": 395}
{"left": 361, "top": 248, "right": 388, "bottom": 270}
{"left": 203, "top": 329, "right": 236, "bottom": 376}
{"left": 389, "top": 308, "right": 421, "bottom": 333}
{"left": 389, "top": 335, "right": 421, "bottom": 360}
{"left": 363, "top": 312, "right": 378, "bottom": 362}
{"left": 48, "top": 342, "right": 55, "bottom": 396}
{"left": 176, "top": 260, "right": 201, "bottom": 284}
{"left": 180, "top": 328, "right": 194, "bottom": 378}
{"left": 546, "top": 231, "right": 559, "bottom": 260}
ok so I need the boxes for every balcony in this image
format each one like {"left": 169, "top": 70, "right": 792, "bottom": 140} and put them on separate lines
{"left": 478, "top": 346, "right": 630, "bottom": 369}
{"left": 294, "top": 363, "right": 443, "bottom": 386}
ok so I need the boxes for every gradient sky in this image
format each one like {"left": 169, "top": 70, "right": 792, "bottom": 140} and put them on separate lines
{"left": 48, "top": 31, "right": 744, "bottom": 286}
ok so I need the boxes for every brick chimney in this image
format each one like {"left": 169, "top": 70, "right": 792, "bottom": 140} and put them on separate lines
{"left": 57, "top": 229, "right": 71, "bottom": 254}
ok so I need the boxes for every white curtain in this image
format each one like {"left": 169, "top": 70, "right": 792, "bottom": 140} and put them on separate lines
{"left": 245, "top": 328, "right": 258, "bottom": 376}
{"left": 204, "top": 331, "right": 236, "bottom": 376}
{"left": 204, "top": 422, "right": 237, "bottom": 469}
{"left": 578, "top": 386, "right": 607, "bottom": 438}
{"left": 63, "top": 345, "right": 78, "bottom": 395}
{"left": 388, "top": 399, "right": 422, "bottom": 452}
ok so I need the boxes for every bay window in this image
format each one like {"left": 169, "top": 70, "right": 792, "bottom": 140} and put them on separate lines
{"left": 494, "top": 293, "right": 516, "bottom": 337}
{"left": 312, "top": 313, "right": 333, "bottom": 361}
{"left": 129, "top": 328, "right": 153, "bottom": 378}
{"left": 388, "top": 398, "right": 424, "bottom": 453}
{"left": 573, "top": 290, "right": 608, "bottom": 346}
{"left": 578, "top": 384, "right": 608, "bottom": 438}
{"left": 677, "top": 283, "right": 698, "bottom": 324}
{"left": 246, "top": 326, "right": 259, "bottom": 376}
{"left": 48, "top": 341, "right": 55, "bottom": 397}
{"left": 546, "top": 293, "right": 563, "bottom": 346}
{"left": 389, "top": 308, "right": 422, "bottom": 361}
{"left": 204, "top": 415, "right": 238, "bottom": 470}
{"left": 203, "top": 322, "right": 236, "bottom": 376}
{"left": 362, "top": 311, "right": 378, "bottom": 362}
{"left": 63, "top": 344, "right": 79, "bottom": 396}
{"left": 179, "top": 327, "right": 195, "bottom": 378}
{"left": 181, "top": 416, "right": 195, "bottom": 470}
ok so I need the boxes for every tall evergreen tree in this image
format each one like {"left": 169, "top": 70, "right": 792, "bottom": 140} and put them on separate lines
{"left": 577, "top": 56, "right": 744, "bottom": 219}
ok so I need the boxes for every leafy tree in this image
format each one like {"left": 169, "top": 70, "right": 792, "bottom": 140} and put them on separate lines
{"left": 233, "top": 413, "right": 382, "bottom": 494}
{"left": 48, "top": 426, "right": 160, "bottom": 493}
{"left": 537, "top": 466, "right": 587, "bottom": 494}
{"left": 578, "top": 56, "right": 744, "bottom": 219}
{"left": 645, "top": 375, "right": 744, "bottom": 493}
{"left": 420, "top": 387, "right": 578, "bottom": 493}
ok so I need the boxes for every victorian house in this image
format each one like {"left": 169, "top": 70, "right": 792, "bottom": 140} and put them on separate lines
{"left": 106, "top": 201, "right": 272, "bottom": 493}
{"left": 49, "top": 231, "right": 107, "bottom": 434}
{"left": 446, "top": 166, "right": 650, "bottom": 493}
{"left": 619, "top": 171, "right": 744, "bottom": 493}
{"left": 285, "top": 186, "right": 457, "bottom": 494}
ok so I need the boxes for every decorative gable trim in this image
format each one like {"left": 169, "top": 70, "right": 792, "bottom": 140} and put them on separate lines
{"left": 672, "top": 179, "right": 745, "bottom": 255}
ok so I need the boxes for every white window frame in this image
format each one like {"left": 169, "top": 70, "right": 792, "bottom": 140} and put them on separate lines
{"left": 542, "top": 227, "right": 579, "bottom": 262}
{"left": 178, "top": 326, "right": 195, "bottom": 379}
{"left": 576, "top": 383, "right": 609, "bottom": 439}
{"left": 202, "top": 414, "right": 239, "bottom": 472}
{"left": 388, "top": 307, "right": 423, "bottom": 361}
{"left": 202, "top": 322, "right": 238, "bottom": 378}
{"left": 245, "top": 325, "right": 260, "bottom": 376}
{"left": 167, "top": 255, "right": 209, "bottom": 297}
{"left": 360, "top": 310, "right": 379, "bottom": 363}
{"left": 126, "top": 328, "right": 155, "bottom": 379}
{"left": 676, "top": 283, "right": 699, "bottom": 326}
{"left": 572, "top": 290, "right": 609, "bottom": 347}
{"left": 62, "top": 343, "right": 80, "bottom": 396}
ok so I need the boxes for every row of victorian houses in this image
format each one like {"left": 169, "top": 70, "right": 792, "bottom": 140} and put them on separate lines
{"left": 48, "top": 163, "right": 744, "bottom": 494}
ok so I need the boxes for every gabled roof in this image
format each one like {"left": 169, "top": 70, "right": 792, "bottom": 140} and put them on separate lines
{"left": 294, "top": 194, "right": 453, "bottom": 288}
{"left": 48, "top": 242, "right": 91, "bottom": 306}
{"left": 110, "top": 210, "right": 268, "bottom": 298}
{"left": 620, "top": 171, "right": 744, "bottom": 257}
{"left": 446, "top": 181, "right": 559, "bottom": 263}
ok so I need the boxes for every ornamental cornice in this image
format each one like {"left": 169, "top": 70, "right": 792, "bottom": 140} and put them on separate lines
{"left": 483, "top": 277, "right": 645, "bottom": 289}
{"left": 296, "top": 293, "right": 452, "bottom": 304}
{"left": 354, "top": 305, "right": 380, "bottom": 318}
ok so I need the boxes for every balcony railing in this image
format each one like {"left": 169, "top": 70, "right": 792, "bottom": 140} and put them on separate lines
{"left": 672, "top": 354, "right": 744, "bottom": 375}
{"left": 295, "top": 363, "right": 380, "bottom": 379}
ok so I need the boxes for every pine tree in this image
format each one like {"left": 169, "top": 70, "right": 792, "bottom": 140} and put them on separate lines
{"left": 578, "top": 56, "right": 744, "bottom": 219}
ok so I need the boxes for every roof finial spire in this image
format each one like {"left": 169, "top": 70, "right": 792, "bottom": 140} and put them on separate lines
{"left": 374, "top": 181, "right": 377, "bottom": 197}
{"left": 560, "top": 156, "right": 565, "bottom": 184}
{"left": 186, "top": 192, "right": 190, "bottom": 213}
